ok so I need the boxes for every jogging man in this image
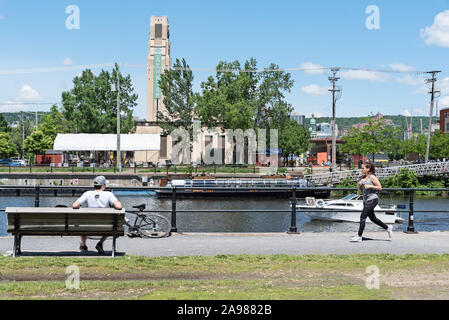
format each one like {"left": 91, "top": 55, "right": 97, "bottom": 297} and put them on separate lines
{"left": 72, "top": 176, "right": 123, "bottom": 254}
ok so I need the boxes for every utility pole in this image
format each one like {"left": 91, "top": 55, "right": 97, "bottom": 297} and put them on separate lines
{"left": 424, "top": 71, "right": 441, "bottom": 163}
{"left": 328, "top": 67, "right": 341, "bottom": 170}
{"left": 21, "top": 111, "right": 25, "bottom": 159}
{"left": 115, "top": 63, "right": 122, "bottom": 173}
{"left": 35, "top": 110, "right": 38, "bottom": 129}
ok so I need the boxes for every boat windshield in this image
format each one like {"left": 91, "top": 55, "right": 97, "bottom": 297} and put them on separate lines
{"left": 342, "top": 194, "right": 359, "bottom": 201}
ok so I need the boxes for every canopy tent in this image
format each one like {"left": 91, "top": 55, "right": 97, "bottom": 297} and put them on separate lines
{"left": 53, "top": 134, "right": 160, "bottom": 151}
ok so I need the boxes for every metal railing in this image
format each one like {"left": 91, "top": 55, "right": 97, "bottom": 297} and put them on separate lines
{"left": 0, "top": 163, "right": 261, "bottom": 175}
{"left": 1, "top": 185, "right": 449, "bottom": 234}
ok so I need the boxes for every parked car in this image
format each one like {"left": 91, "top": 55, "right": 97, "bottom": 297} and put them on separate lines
{"left": 9, "top": 159, "right": 27, "bottom": 167}
{"left": 0, "top": 158, "right": 11, "bottom": 165}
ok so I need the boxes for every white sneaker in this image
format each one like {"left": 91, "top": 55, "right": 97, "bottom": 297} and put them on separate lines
{"left": 350, "top": 235, "right": 362, "bottom": 243}
{"left": 387, "top": 225, "right": 393, "bottom": 239}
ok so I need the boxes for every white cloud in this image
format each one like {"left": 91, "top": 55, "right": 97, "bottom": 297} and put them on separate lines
{"left": 307, "top": 112, "right": 326, "bottom": 118}
{"left": 18, "top": 85, "right": 41, "bottom": 100}
{"left": 300, "top": 62, "right": 327, "bottom": 75}
{"left": 396, "top": 75, "right": 424, "bottom": 86}
{"left": 420, "top": 10, "right": 449, "bottom": 47}
{"left": 301, "top": 84, "right": 329, "bottom": 96}
{"left": 439, "top": 96, "right": 449, "bottom": 108}
{"left": 0, "top": 101, "right": 33, "bottom": 113}
{"left": 413, "top": 108, "right": 425, "bottom": 116}
{"left": 0, "top": 15, "right": 4, "bottom": 20}
{"left": 62, "top": 58, "right": 73, "bottom": 66}
{"left": 401, "top": 110, "right": 412, "bottom": 117}
{"left": 438, "top": 77, "right": 449, "bottom": 95}
{"left": 390, "top": 63, "right": 415, "bottom": 72}
{"left": 340, "top": 69, "right": 390, "bottom": 82}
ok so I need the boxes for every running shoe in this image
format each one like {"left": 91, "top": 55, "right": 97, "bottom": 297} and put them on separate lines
{"left": 95, "top": 242, "right": 105, "bottom": 254}
{"left": 79, "top": 244, "right": 88, "bottom": 252}
{"left": 350, "top": 235, "right": 362, "bottom": 243}
{"left": 387, "top": 225, "right": 393, "bottom": 239}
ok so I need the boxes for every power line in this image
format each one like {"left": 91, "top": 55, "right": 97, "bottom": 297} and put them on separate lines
{"left": 0, "top": 63, "right": 433, "bottom": 75}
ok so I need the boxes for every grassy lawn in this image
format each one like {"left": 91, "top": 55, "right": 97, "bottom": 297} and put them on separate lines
{"left": 1, "top": 254, "right": 449, "bottom": 300}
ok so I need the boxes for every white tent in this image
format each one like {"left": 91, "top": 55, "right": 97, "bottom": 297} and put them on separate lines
{"left": 53, "top": 134, "right": 160, "bottom": 151}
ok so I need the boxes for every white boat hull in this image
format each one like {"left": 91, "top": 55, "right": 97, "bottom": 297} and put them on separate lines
{"left": 298, "top": 207, "right": 404, "bottom": 224}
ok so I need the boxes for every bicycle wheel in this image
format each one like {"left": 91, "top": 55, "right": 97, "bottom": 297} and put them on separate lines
{"left": 138, "top": 214, "right": 171, "bottom": 238}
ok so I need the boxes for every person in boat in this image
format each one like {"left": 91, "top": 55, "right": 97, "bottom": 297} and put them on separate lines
{"left": 72, "top": 176, "right": 123, "bottom": 254}
{"left": 350, "top": 162, "right": 393, "bottom": 242}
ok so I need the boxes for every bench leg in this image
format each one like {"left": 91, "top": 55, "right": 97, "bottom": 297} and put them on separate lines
{"left": 12, "top": 235, "right": 17, "bottom": 257}
{"left": 112, "top": 236, "right": 116, "bottom": 258}
{"left": 17, "top": 235, "right": 23, "bottom": 255}
{"left": 12, "top": 235, "right": 21, "bottom": 257}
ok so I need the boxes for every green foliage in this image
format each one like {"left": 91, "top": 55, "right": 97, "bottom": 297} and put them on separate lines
{"left": 61, "top": 68, "right": 137, "bottom": 134}
{"left": 277, "top": 167, "right": 288, "bottom": 174}
{"left": 0, "top": 114, "right": 10, "bottom": 133}
{"left": 157, "top": 58, "right": 196, "bottom": 137}
{"left": 381, "top": 168, "right": 419, "bottom": 191}
{"left": 304, "top": 115, "right": 430, "bottom": 134}
{"left": 39, "top": 105, "right": 71, "bottom": 142}
{"left": 279, "top": 119, "right": 310, "bottom": 160}
{"left": 341, "top": 117, "right": 399, "bottom": 161}
{"left": 24, "top": 130, "right": 53, "bottom": 155}
{"left": 0, "top": 132, "right": 17, "bottom": 158}
{"left": 337, "top": 177, "right": 358, "bottom": 188}
{"left": 196, "top": 58, "right": 294, "bottom": 133}
{"left": 10, "top": 120, "right": 34, "bottom": 157}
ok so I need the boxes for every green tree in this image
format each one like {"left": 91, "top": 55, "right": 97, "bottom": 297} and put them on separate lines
{"left": 279, "top": 120, "right": 310, "bottom": 165}
{"left": 61, "top": 68, "right": 137, "bottom": 134}
{"left": 157, "top": 58, "right": 196, "bottom": 136}
{"left": 10, "top": 120, "right": 34, "bottom": 158}
{"left": 196, "top": 58, "right": 294, "bottom": 133}
{"left": 24, "top": 130, "right": 53, "bottom": 157}
{"left": 0, "top": 113, "right": 10, "bottom": 132}
{"left": 0, "top": 133, "right": 17, "bottom": 158}
{"left": 340, "top": 117, "right": 395, "bottom": 162}
{"left": 39, "top": 105, "right": 71, "bottom": 142}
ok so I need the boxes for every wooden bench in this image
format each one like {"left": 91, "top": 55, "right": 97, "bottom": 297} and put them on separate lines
{"left": 6, "top": 207, "right": 125, "bottom": 257}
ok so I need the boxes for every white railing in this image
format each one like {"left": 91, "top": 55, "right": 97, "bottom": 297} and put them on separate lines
{"left": 305, "top": 161, "right": 449, "bottom": 185}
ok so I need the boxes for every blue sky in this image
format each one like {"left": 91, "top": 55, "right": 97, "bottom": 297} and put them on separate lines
{"left": 0, "top": 0, "right": 449, "bottom": 119}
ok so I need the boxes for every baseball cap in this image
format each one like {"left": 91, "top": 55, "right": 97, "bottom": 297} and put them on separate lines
{"left": 93, "top": 176, "right": 107, "bottom": 186}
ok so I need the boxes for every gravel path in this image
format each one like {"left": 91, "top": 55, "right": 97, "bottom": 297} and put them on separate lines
{"left": 2, "top": 231, "right": 449, "bottom": 257}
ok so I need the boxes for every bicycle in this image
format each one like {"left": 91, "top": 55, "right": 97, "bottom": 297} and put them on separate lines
{"left": 124, "top": 204, "right": 171, "bottom": 238}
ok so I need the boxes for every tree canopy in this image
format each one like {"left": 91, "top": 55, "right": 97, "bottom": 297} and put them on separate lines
{"left": 24, "top": 130, "right": 53, "bottom": 156}
{"left": 61, "top": 68, "right": 137, "bottom": 134}
{"left": 0, "top": 133, "right": 17, "bottom": 158}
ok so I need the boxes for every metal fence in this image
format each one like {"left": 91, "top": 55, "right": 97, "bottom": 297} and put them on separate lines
{"left": 1, "top": 185, "right": 446, "bottom": 234}
{"left": 0, "top": 163, "right": 261, "bottom": 175}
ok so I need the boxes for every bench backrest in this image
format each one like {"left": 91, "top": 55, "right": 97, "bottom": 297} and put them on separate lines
{"left": 6, "top": 207, "right": 125, "bottom": 236}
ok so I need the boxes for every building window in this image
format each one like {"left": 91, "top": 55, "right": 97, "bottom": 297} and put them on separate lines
{"left": 160, "top": 136, "right": 167, "bottom": 158}
{"left": 155, "top": 24, "right": 162, "bottom": 38}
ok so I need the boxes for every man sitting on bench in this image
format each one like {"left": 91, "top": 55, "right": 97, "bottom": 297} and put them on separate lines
{"left": 72, "top": 176, "right": 123, "bottom": 254}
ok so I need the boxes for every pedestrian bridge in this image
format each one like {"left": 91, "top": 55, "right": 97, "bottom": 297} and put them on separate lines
{"left": 305, "top": 161, "right": 449, "bottom": 185}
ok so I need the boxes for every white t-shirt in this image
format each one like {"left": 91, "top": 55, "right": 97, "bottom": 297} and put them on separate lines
{"left": 76, "top": 190, "right": 119, "bottom": 208}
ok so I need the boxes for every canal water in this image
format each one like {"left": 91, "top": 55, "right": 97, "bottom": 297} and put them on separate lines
{"left": 1, "top": 195, "right": 448, "bottom": 236}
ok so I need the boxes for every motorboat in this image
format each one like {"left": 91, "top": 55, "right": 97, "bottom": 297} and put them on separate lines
{"left": 296, "top": 194, "right": 405, "bottom": 224}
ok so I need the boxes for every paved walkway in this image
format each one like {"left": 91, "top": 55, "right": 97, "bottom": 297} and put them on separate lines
{"left": 1, "top": 232, "right": 449, "bottom": 257}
